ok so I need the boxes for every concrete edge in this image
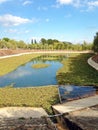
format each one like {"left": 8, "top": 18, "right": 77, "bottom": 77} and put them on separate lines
{"left": 88, "top": 57, "right": 98, "bottom": 71}
{"left": 0, "top": 107, "right": 48, "bottom": 119}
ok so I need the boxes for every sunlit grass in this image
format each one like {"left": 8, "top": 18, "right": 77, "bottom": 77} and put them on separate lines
{"left": 0, "top": 53, "right": 98, "bottom": 114}
{"left": 32, "top": 63, "right": 50, "bottom": 69}
{"left": 56, "top": 53, "right": 98, "bottom": 86}
{"left": 0, "top": 86, "right": 59, "bottom": 114}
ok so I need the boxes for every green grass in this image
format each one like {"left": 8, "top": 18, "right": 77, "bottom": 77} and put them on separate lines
{"left": 56, "top": 53, "right": 98, "bottom": 86}
{"left": 0, "top": 54, "right": 40, "bottom": 76}
{"left": 32, "top": 63, "right": 50, "bottom": 69}
{"left": 0, "top": 86, "right": 59, "bottom": 114}
{"left": 0, "top": 53, "right": 98, "bottom": 114}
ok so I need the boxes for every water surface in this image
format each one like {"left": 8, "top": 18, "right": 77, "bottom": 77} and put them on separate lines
{"left": 0, "top": 55, "right": 65, "bottom": 87}
{"left": 59, "top": 85, "right": 98, "bottom": 102}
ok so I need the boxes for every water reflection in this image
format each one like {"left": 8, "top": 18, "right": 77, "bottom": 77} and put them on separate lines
{"left": 59, "top": 85, "right": 97, "bottom": 103}
{"left": 0, "top": 55, "right": 66, "bottom": 87}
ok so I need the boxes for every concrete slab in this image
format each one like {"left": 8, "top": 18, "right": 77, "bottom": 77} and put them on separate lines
{"left": 53, "top": 95, "right": 98, "bottom": 114}
{"left": 0, "top": 107, "right": 48, "bottom": 119}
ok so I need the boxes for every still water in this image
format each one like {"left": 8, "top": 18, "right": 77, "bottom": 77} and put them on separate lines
{"left": 59, "top": 85, "right": 98, "bottom": 102}
{"left": 0, "top": 55, "right": 64, "bottom": 87}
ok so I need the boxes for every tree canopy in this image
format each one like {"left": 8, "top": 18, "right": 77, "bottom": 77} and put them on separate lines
{"left": 0, "top": 37, "right": 93, "bottom": 51}
{"left": 93, "top": 32, "right": 98, "bottom": 53}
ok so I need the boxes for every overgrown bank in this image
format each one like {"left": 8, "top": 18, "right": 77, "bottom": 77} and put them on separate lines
{"left": 57, "top": 53, "right": 98, "bottom": 86}
{"left": 0, "top": 86, "right": 59, "bottom": 114}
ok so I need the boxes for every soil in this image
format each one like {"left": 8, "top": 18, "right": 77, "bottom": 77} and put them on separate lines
{"left": 92, "top": 54, "right": 98, "bottom": 63}
{"left": 0, "top": 49, "right": 32, "bottom": 56}
{"left": 65, "top": 105, "right": 98, "bottom": 130}
{"left": 0, "top": 49, "right": 92, "bottom": 57}
{"left": 0, "top": 117, "right": 56, "bottom": 130}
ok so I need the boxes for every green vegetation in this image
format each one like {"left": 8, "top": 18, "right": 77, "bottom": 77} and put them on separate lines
{"left": 0, "top": 37, "right": 92, "bottom": 51}
{"left": 36, "top": 54, "right": 66, "bottom": 61}
{"left": 56, "top": 53, "right": 98, "bottom": 86}
{"left": 0, "top": 86, "right": 59, "bottom": 114}
{"left": 0, "top": 53, "right": 98, "bottom": 114}
{"left": 0, "top": 54, "right": 40, "bottom": 76}
{"left": 32, "top": 63, "right": 50, "bottom": 69}
{"left": 93, "top": 32, "right": 98, "bottom": 53}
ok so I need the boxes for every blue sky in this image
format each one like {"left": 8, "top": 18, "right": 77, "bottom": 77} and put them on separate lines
{"left": 0, "top": 0, "right": 98, "bottom": 43}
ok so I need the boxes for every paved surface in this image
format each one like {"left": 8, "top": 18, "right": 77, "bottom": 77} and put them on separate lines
{"left": 88, "top": 57, "right": 98, "bottom": 70}
{"left": 53, "top": 95, "right": 98, "bottom": 114}
{"left": 0, "top": 107, "right": 48, "bottom": 119}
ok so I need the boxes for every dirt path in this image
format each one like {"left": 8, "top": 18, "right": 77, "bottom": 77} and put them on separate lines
{"left": 0, "top": 50, "right": 93, "bottom": 59}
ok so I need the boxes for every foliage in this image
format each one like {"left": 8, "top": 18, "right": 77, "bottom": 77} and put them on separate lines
{"left": 93, "top": 32, "right": 98, "bottom": 53}
{"left": 0, "top": 54, "right": 40, "bottom": 76}
{"left": 56, "top": 53, "right": 98, "bottom": 86}
{"left": 0, "top": 86, "right": 59, "bottom": 114}
{"left": 32, "top": 63, "right": 50, "bottom": 69}
{"left": 0, "top": 37, "right": 93, "bottom": 51}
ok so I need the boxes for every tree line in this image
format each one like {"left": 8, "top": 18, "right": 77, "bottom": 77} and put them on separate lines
{"left": 0, "top": 37, "right": 93, "bottom": 51}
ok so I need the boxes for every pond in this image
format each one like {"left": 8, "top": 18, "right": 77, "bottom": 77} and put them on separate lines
{"left": 59, "top": 85, "right": 98, "bottom": 103}
{"left": 0, "top": 54, "right": 97, "bottom": 101}
{"left": 0, "top": 55, "right": 65, "bottom": 87}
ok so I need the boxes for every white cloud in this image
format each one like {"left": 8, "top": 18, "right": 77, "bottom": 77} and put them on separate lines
{"left": 80, "top": 1, "right": 98, "bottom": 11}
{"left": 56, "top": 0, "right": 98, "bottom": 9}
{"left": 88, "top": 1, "right": 98, "bottom": 7}
{"left": 56, "top": 0, "right": 82, "bottom": 8}
{"left": 0, "top": 14, "right": 31, "bottom": 26}
{"left": 5, "top": 28, "right": 30, "bottom": 34}
{"left": 57, "top": 0, "right": 73, "bottom": 5}
{"left": 37, "top": 6, "right": 48, "bottom": 11}
{"left": 0, "top": 0, "right": 10, "bottom": 4}
{"left": 5, "top": 28, "right": 18, "bottom": 33}
{"left": 23, "top": 0, "right": 32, "bottom": 6}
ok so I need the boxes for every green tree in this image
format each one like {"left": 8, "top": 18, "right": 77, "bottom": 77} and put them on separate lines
{"left": 93, "top": 32, "right": 98, "bottom": 53}
{"left": 3, "top": 37, "right": 10, "bottom": 42}
{"left": 0, "top": 40, "right": 7, "bottom": 48}
{"left": 31, "top": 39, "right": 34, "bottom": 44}
{"left": 40, "top": 38, "right": 47, "bottom": 45}
{"left": 47, "top": 39, "right": 53, "bottom": 45}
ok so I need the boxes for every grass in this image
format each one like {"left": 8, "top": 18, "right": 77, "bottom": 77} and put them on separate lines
{"left": 56, "top": 53, "right": 98, "bottom": 86}
{"left": 32, "top": 63, "right": 50, "bottom": 69}
{"left": 0, "top": 54, "right": 40, "bottom": 76}
{"left": 0, "top": 86, "right": 59, "bottom": 114}
{"left": 0, "top": 53, "right": 98, "bottom": 114}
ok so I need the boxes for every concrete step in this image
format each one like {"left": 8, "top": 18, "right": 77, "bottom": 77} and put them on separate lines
{"left": 53, "top": 95, "right": 98, "bottom": 114}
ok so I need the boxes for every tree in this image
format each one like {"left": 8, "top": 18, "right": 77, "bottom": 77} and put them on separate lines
{"left": 93, "top": 32, "right": 98, "bottom": 53}
{"left": 31, "top": 39, "right": 34, "bottom": 44}
{"left": 17, "top": 40, "right": 27, "bottom": 49}
{"left": 40, "top": 38, "right": 47, "bottom": 45}
{"left": 47, "top": 39, "right": 53, "bottom": 45}
{"left": 3, "top": 37, "right": 10, "bottom": 42}
{"left": 34, "top": 39, "right": 37, "bottom": 44}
